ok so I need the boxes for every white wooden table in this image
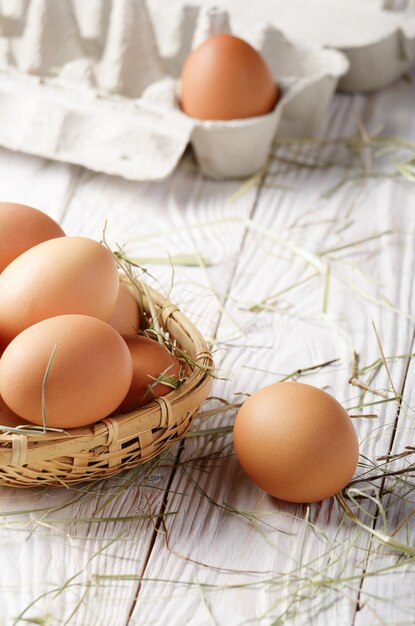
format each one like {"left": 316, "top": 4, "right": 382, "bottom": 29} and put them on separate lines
{"left": 1, "top": 73, "right": 415, "bottom": 626}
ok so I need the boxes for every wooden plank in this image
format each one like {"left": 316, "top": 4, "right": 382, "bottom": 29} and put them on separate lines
{"left": 344, "top": 73, "right": 415, "bottom": 626}
{"left": 352, "top": 235, "right": 415, "bottom": 625}
{"left": 130, "top": 81, "right": 415, "bottom": 626}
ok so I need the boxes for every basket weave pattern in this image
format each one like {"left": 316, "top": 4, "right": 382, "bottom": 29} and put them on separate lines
{"left": 0, "top": 280, "right": 213, "bottom": 487}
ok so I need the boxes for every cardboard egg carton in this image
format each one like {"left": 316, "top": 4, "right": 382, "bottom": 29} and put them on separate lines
{"left": 0, "top": 1, "right": 348, "bottom": 180}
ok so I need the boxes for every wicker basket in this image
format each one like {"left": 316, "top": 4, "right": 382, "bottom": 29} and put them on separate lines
{"left": 0, "top": 278, "right": 213, "bottom": 487}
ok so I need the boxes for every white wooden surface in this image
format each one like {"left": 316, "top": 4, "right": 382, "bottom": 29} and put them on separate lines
{"left": 1, "top": 74, "right": 415, "bottom": 626}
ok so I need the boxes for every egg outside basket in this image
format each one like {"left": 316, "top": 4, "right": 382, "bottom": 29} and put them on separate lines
{"left": 0, "top": 278, "right": 213, "bottom": 487}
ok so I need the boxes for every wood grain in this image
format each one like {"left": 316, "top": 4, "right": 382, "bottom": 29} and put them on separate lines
{"left": 1, "top": 74, "right": 415, "bottom": 626}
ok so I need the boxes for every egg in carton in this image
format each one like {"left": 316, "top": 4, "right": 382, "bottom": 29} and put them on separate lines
{"left": 143, "top": 7, "right": 348, "bottom": 179}
{"left": 0, "top": 0, "right": 347, "bottom": 181}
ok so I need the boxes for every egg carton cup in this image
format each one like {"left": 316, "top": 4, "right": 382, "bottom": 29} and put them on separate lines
{"left": 143, "top": 71, "right": 344, "bottom": 180}
{"left": 0, "top": 1, "right": 347, "bottom": 180}
{"left": 175, "top": 0, "right": 415, "bottom": 93}
{"left": 0, "top": 277, "right": 213, "bottom": 487}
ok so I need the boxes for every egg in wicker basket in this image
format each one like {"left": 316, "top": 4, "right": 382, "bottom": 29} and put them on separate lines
{"left": 0, "top": 276, "right": 213, "bottom": 487}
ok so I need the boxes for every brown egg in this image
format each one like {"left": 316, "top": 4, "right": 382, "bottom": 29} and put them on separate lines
{"left": 180, "top": 34, "right": 279, "bottom": 120}
{"left": 0, "top": 395, "right": 31, "bottom": 429}
{"left": 0, "top": 202, "right": 65, "bottom": 272}
{"left": 0, "top": 315, "right": 133, "bottom": 428}
{"left": 117, "top": 335, "right": 180, "bottom": 413}
{"left": 109, "top": 282, "right": 140, "bottom": 335}
{"left": 0, "top": 236, "right": 119, "bottom": 345}
{"left": 233, "top": 382, "right": 359, "bottom": 503}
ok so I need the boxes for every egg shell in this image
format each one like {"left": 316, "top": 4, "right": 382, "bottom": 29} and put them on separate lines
{"left": 0, "top": 314, "right": 133, "bottom": 428}
{"left": 117, "top": 335, "right": 180, "bottom": 413}
{"left": 0, "top": 236, "right": 120, "bottom": 345}
{"left": 109, "top": 282, "right": 140, "bottom": 335}
{"left": 0, "top": 395, "right": 31, "bottom": 429}
{"left": 233, "top": 382, "right": 359, "bottom": 503}
{"left": 0, "top": 202, "right": 65, "bottom": 273}
{"left": 180, "top": 34, "right": 279, "bottom": 121}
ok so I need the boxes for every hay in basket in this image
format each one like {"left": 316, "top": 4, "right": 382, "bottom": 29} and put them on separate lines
{"left": 0, "top": 275, "right": 213, "bottom": 487}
